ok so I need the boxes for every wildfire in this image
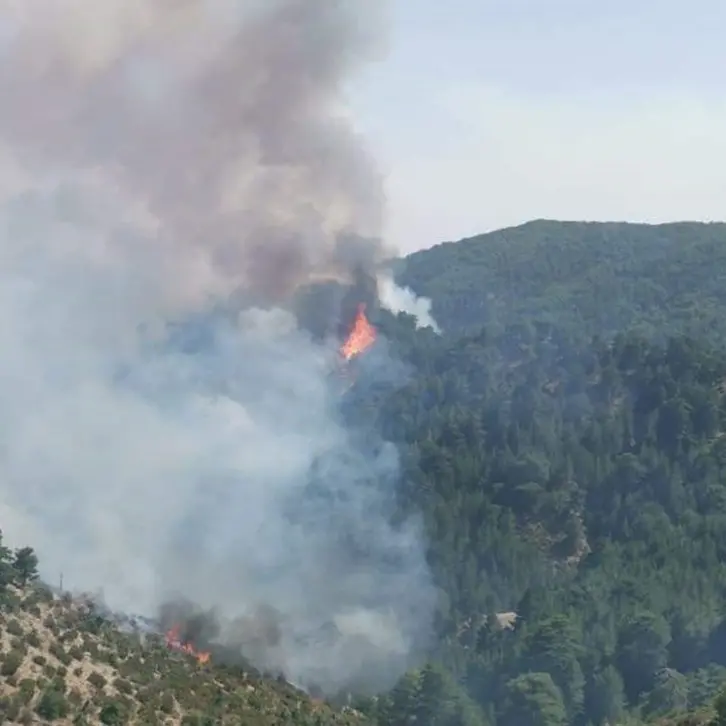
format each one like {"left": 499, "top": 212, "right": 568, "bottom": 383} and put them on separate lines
{"left": 340, "top": 303, "right": 376, "bottom": 361}
{"left": 165, "top": 624, "right": 211, "bottom": 665}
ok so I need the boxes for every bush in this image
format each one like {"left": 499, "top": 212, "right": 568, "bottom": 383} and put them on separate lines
{"left": 101, "top": 651, "right": 118, "bottom": 667}
{"left": 24, "top": 630, "right": 41, "bottom": 648}
{"left": 99, "top": 698, "right": 128, "bottom": 725}
{"left": 114, "top": 677, "right": 133, "bottom": 695}
{"left": 35, "top": 688, "right": 69, "bottom": 720}
{"left": 87, "top": 671, "right": 107, "bottom": 689}
{"left": 18, "top": 678, "right": 35, "bottom": 704}
{"left": 50, "top": 642, "right": 72, "bottom": 665}
{"left": 1, "top": 649, "right": 24, "bottom": 676}
{"left": 159, "top": 691, "right": 175, "bottom": 714}
{"left": 43, "top": 664, "right": 57, "bottom": 678}
{"left": 32, "top": 585, "right": 54, "bottom": 604}
{"left": 116, "top": 641, "right": 130, "bottom": 660}
{"left": 135, "top": 705, "right": 162, "bottom": 726}
{"left": 83, "top": 639, "right": 99, "bottom": 657}
{"left": 10, "top": 636, "right": 25, "bottom": 652}
{"left": 5, "top": 618, "right": 24, "bottom": 637}
{"left": 32, "top": 654, "right": 46, "bottom": 666}
{"left": 0, "top": 696, "right": 20, "bottom": 722}
{"left": 0, "top": 592, "right": 21, "bottom": 612}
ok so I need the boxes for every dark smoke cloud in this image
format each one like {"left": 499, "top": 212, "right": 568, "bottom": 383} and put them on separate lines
{"left": 0, "top": 0, "right": 390, "bottom": 303}
{"left": 0, "top": 0, "right": 435, "bottom": 695}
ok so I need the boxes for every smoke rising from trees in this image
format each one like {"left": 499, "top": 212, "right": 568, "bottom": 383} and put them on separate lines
{"left": 0, "top": 0, "right": 435, "bottom": 693}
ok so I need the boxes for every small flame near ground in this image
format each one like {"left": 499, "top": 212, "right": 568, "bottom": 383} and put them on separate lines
{"left": 162, "top": 306, "right": 375, "bottom": 667}
{"left": 340, "top": 303, "right": 376, "bottom": 361}
{"left": 165, "top": 624, "right": 211, "bottom": 665}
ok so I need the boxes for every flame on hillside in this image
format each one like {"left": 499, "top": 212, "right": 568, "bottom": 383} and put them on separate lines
{"left": 340, "top": 304, "right": 376, "bottom": 361}
{"left": 165, "top": 624, "right": 211, "bottom": 665}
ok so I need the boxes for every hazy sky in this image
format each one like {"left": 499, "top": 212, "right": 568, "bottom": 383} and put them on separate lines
{"left": 350, "top": 0, "right": 726, "bottom": 252}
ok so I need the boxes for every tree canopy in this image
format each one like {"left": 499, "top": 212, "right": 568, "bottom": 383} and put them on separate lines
{"left": 354, "top": 221, "right": 726, "bottom": 726}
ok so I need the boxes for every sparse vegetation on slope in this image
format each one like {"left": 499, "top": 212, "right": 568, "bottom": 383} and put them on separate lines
{"left": 0, "top": 536, "right": 365, "bottom": 725}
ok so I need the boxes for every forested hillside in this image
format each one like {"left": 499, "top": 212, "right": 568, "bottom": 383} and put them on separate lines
{"left": 397, "top": 220, "right": 726, "bottom": 341}
{"left": 349, "top": 311, "right": 726, "bottom": 726}
{"left": 344, "top": 221, "right": 726, "bottom": 726}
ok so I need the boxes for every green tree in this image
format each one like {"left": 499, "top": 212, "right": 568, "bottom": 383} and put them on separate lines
{"left": 12, "top": 546, "right": 39, "bottom": 587}
{"left": 0, "top": 529, "right": 14, "bottom": 588}
{"left": 713, "top": 688, "right": 726, "bottom": 726}
{"left": 99, "top": 699, "right": 128, "bottom": 725}
{"left": 35, "top": 688, "right": 69, "bottom": 720}
{"left": 415, "top": 663, "right": 476, "bottom": 726}
{"left": 616, "top": 610, "right": 671, "bottom": 701}
{"left": 584, "top": 665, "right": 626, "bottom": 726}
{"left": 382, "top": 671, "right": 419, "bottom": 726}
{"left": 523, "top": 615, "right": 585, "bottom": 719}
{"left": 644, "top": 668, "right": 689, "bottom": 717}
{"left": 1, "top": 650, "right": 24, "bottom": 677}
{"left": 500, "top": 673, "right": 567, "bottom": 726}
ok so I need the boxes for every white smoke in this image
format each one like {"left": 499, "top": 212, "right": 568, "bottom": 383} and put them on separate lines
{"left": 377, "top": 274, "right": 440, "bottom": 332}
{"left": 0, "top": 0, "right": 435, "bottom": 695}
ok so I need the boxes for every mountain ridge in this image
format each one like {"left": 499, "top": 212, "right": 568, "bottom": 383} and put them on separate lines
{"left": 397, "top": 219, "right": 726, "bottom": 342}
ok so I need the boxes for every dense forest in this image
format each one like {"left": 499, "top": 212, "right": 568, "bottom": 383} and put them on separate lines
{"left": 350, "top": 222, "right": 726, "bottom": 726}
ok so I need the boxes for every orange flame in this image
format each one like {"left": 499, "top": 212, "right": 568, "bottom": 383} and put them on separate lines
{"left": 165, "top": 624, "right": 211, "bottom": 665}
{"left": 340, "top": 304, "right": 376, "bottom": 361}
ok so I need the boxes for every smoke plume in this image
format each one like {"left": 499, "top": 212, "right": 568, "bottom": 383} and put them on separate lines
{"left": 377, "top": 273, "right": 440, "bottom": 332}
{"left": 0, "top": 0, "right": 435, "bottom": 694}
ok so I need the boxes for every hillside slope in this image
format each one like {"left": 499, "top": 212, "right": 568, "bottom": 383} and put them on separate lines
{"left": 0, "top": 547, "right": 364, "bottom": 726}
{"left": 9, "top": 220, "right": 726, "bottom": 726}
{"left": 397, "top": 220, "right": 726, "bottom": 340}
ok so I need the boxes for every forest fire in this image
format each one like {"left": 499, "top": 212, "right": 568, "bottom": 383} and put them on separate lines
{"left": 165, "top": 624, "right": 211, "bottom": 665}
{"left": 340, "top": 303, "right": 376, "bottom": 361}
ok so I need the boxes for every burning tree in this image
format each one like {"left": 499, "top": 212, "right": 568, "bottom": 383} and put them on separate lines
{"left": 340, "top": 303, "right": 376, "bottom": 361}
{"left": 165, "top": 623, "right": 211, "bottom": 665}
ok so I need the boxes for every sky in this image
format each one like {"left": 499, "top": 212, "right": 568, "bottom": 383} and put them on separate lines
{"left": 349, "top": 0, "right": 726, "bottom": 253}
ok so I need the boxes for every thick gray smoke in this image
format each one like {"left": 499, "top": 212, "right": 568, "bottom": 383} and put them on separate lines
{"left": 0, "top": 0, "right": 391, "bottom": 302}
{"left": 0, "top": 0, "right": 435, "bottom": 694}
